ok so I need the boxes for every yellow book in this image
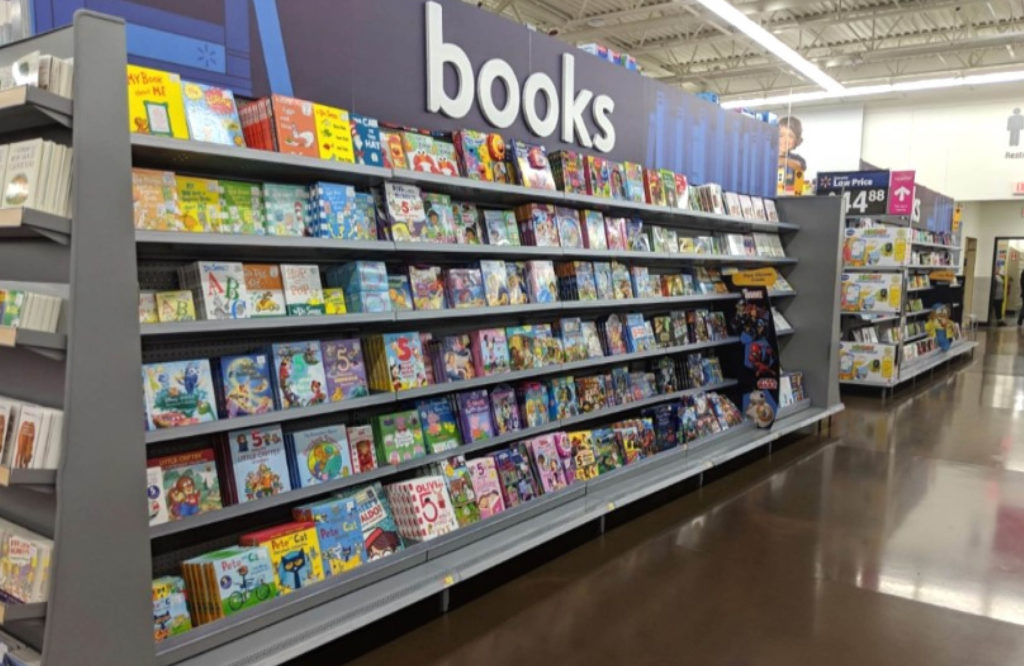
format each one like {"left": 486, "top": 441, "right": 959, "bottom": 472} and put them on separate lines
{"left": 240, "top": 524, "right": 324, "bottom": 594}
{"left": 126, "top": 64, "right": 190, "bottom": 139}
{"left": 312, "top": 103, "right": 355, "bottom": 162}
{"left": 155, "top": 290, "right": 197, "bottom": 322}
{"left": 323, "top": 288, "right": 347, "bottom": 315}
{"left": 175, "top": 175, "right": 223, "bottom": 232}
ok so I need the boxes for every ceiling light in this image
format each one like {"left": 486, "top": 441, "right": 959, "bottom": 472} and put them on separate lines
{"left": 720, "top": 69, "right": 1024, "bottom": 109}
{"left": 694, "top": 0, "right": 844, "bottom": 93}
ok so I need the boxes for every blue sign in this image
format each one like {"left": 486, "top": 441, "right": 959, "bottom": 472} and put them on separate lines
{"left": 816, "top": 170, "right": 890, "bottom": 194}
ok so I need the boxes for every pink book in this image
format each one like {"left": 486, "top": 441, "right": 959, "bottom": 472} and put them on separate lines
{"left": 525, "top": 434, "right": 569, "bottom": 493}
{"left": 605, "top": 217, "right": 628, "bottom": 250}
{"left": 470, "top": 328, "right": 511, "bottom": 376}
{"left": 467, "top": 456, "right": 506, "bottom": 519}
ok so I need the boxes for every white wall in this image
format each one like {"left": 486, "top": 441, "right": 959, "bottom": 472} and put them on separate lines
{"left": 780, "top": 105, "right": 864, "bottom": 182}
{"left": 961, "top": 200, "right": 1024, "bottom": 322}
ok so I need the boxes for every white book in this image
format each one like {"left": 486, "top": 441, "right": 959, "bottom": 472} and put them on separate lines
{"left": 147, "top": 466, "right": 169, "bottom": 526}
{"left": 738, "top": 194, "right": 754, "bottom": 219}
{"left": 280, "top": 263, "right": 325, "bottom": 316}
{"left": 36, "top": 142, "right": 53, "bottom": 214}
{"left": 723, "top": 192, "right": 742, "bottom": 217}
{"left": 42, "top": 408, "right": 62, "bottom": 469}
{"left": 764, "top": 199, "right": 779, "bottom": 223}
{"left": 9, "top": 405, "right": 42, "bottom": 469}
{"left": 0, "top": 146, "right": 8, "bottom": 196}
{"left": 2, "top": 138, "right": 44, "bottom": 210}
{"left": 194, "top": 261, "right": 249, "bottom": 320}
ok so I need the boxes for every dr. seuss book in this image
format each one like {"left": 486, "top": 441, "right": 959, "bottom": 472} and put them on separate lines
{"left": 580, "top": 210, "right": 607, "bottom": 249}
{"left": 310, "top": 182, "right": 373, "bottom": 240}
{"left": 312, "top": 103, "right": 355, "bottom": 162}
{"left": 420, "top": 192, "right": 457, "bottom": 243}
{"left": 525, "top": 434, "right": 568, "bottom": 493}
{"left": 512, "top": 140, "right": 556, "bottom": 190}
{"left": 434, "top": 455, "right": 481, "bottom": 527}
{"left": 301, "top": 499, "right": 364, "bottom": 575}
{"left": 320, "top": 339, "right": 369, "bottom": 401}
{"left": 266, "top": 95, "right": 318, "bottom": 157}
{"left": 152, "top": 576, "right": 191, "bottom": 641}
{"left": 147, "top": 449, "right": 222, "bottom": 520}
{"left": 554, "top": 206, "right": 583, "bottom": 248}
{"left": 224, "top": 425, "right": 291, "bottom": 503}
{"left": 456, "top": 390, "right": 494, "bottom": 444}
{"left": 219, "top": 179, "right": 263, "bottom": 234}
{"left": 493, "top": 445, "right": 540, "bottom": 507}
{"left": 345, "top": 424, "right": 378, "bottom": 475}
{"left": 242, "top": 263, "right": 286, "bottom": 317}
{"left": 350, "top": 113, "right": 383, "bottom": 167}
{"left": 271, "top": 341, "right": 328, "bottom": 409}
{"left": 155, "top": 290, "right": 196, "bottom": 323}
{"left": 386, "top": 476, "right": 459, "bottom": 542}
{"left": 239, "top": 522, "right": 325, "bottom": 593}
{"left": 176, "top": 175, "right": 224, "bottom": 232}
{"left": 262, "top": 182, "right": 310, "bottom": 236}
{"left": 373, "top": 409, "right": 427, "bottom": 464}
{"left": 416, "top": 398, "right": 461, "bottom": 454}
{"left": 471, "top": 328, "right": 511, "bottom": 376}
{"left": 444, "top": 268, "right": 486, "bottom": 309}
{"left": 132, "top": 168, "right": 183, "bottom": 231}
{"left": 345, "top": 483, "right": 405, "bottom": 561}
{"left": 280, "top": 264, "right": 325, "bottom": 316}
{"left": 382, "top": 182, "right": 427, "bottom": 241}
{"left": 454, "top": 129, "right": 507, "bottom": 181}
{"left": 143, "top": 359, "right": 218, "bottom": 430}
{"left": 289, "top": 425, "right": 352, "bottom": 487}
{"left": 482, "top": 209, "right": 520, "bottom": 246}
{"left": 467, "top": 456, "right": 506, "bottom": 519}
{"left": 408, "top": 265, "right": 446, "bottom": 310}
{"left": 489, "top": 384, "right": 522, "bottom": 435}
{"left": 364, "top": 332, "right": 429, "bottom": 392}
{"left": 549, "top": 150, "right": 585, "bottom": 193}
{"left": 217, "top": 352, "right": 275, "bottom": 417}
{"left": 126, "top": 65, "right": 189, "bottom": 138}
{"left": 182, "top": 81, "right": 244, "bottom": 147}
{"left": 518, "top": 381, "right": 552, "bottom": 428}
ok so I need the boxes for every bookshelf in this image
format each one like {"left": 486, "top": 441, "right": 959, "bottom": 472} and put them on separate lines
{"left": 0, "top": 12, "right": 843, "bottom": 666}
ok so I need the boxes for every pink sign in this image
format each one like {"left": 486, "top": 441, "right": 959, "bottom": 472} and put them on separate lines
{"left": 888, "top": 170, "right": 916, "bottom": 215}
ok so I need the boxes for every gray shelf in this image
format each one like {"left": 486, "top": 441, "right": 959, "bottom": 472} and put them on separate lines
{"left": 390, "top": 168, "right": 565, "bottom": 206}
{"left": 135, "top": 231, "right": 396, "bottom": 261}
{"left": 0, "top": 466, "right": 56, "bottom": 488}
{"left": 898, "top": 341, "right": 977, "bottom": 382}
{"left": 776, "top": 327, "right": 794, "bottom": 337}
{"left": 140, "top": 312, "right": 395, "bottom": 337}
{"left": 0, "top": 326, "right": 67, "bottom": 359}
{"left": 768, "top": 290, "right": 797, "bottom": 297}
{"left": 393, "top": 303, "right": 553, "bottom": 323}
{"left": 0, "top": 86, "right": 72, "bottom": 134}
{"left": 0, "top": 208, "right": 72, "bottom": 244}
{"left": 0, "top": 600, "right": 47, "bottom": 624}
{"left": 391, "top": 240, "right": 563, "bottom": 260}
{"left": 902, "top": 332, "right": 929, "bottom": 343}
{"left": 904, "top": 309, "right": 931, "bottom": 318}
{"left": 911, "top": 240, "right": 960, "bottom": 251}
{"left": 131, "top": 134, "right": 390, "bottom": 187}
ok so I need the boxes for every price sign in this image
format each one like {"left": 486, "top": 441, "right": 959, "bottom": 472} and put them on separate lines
{"left": 817, "top": 170, "right": 890, "bottom": 216}
{"left": 732, "top": 267, "right": 779, "bottom": 287}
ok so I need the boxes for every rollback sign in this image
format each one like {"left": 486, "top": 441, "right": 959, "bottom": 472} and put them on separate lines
{"left": 425, "top": 1, "right": 616, "bottom": 152}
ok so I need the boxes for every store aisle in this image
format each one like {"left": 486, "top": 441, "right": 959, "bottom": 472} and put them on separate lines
{"left": 324, "top": 329, "right": 1024, "bottom": 666}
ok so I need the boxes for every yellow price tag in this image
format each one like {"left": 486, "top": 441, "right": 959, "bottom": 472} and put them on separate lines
{"left": 606, "top": 502, "right": 615, "bottom": 512}
{"left": 443, "top": 575, "right": 455, "bottom": 586}
{"left": 930, "top": 269, "right": 954, "bottom": 282}
{"left": 882, "top": 356, "right": 894, "bottom": 379}
{"left": 732, "top": 267, "right": 778, "bottom": 287}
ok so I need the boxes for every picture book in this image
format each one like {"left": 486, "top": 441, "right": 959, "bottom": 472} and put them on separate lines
{"left": 471, "top": 328, "right": 511, "bottom": 376}
{"left": 126, "top": 65, "right": 189, "bottom": 138}
{"left": 271, "top": 340, "right": 329, "bottom": 409}
{"left": 373, "top": 409, "right": 427, "bottom": 464}
{"left": 608, "top": 161, "right": 627, "bottom": 199}
{"left": 217, "top": 352, "right": 275, "bottom": 417}
{"left": 456, "top": 390, "right": 494, "bottom": 444}
{"left": 613, "top": 421, "right": 643, "bottom": 464}
{"left": 386, "top": 476, "right": 460, "bottom": 542}
{"left": 416, "top": 398, "right": 461, "bottom": 454}
{"left": 180, "top": 260, "right": 249, "bottom": 320}
{"left": 242, "top": 263, "right": 286, "bottom": 317}
{"left": 143, "top": 359, "right": 218, "bottom": 430}
{"left": 183, "top": 547, "right": 277, "bottom": 622}
{"left": 350, "top": 113, "right": 383, "bottom": 167}
{"left": 176, "top": 175, "right": 224, "bottom": 232}
{"left": 512, "top": 140, "right": 556, "bottom": 190}
{"left": 310, "top": 182, "right": 374, "bottom": 240}
{"left": 659, "top": 170, "right": 679, "bottom": 207}
{"left": 320, "top": 338, "right": 369, "bottom": 401}
{"left": 239, "top": 522, "right": 325, "bottom": 593}
{"left": 312, "top": 103, "right": 355, "bottom": 162}
{"left": 475, "top": 259, "right": 510, "bottom": 307}
{"left": 373, "top": 331, "right": 429, "bottom": 391}
{"left": 519, "top": 381, "right": 552, "bottom": 428}
{"left": 643, "top": 168, "right": 667, "bottom": 206}
{"left": 132, "top": 168, "right": 183, "bottom": 231}
{"left": 308, "top": 500, "right": 365, "bottom": 575}
{"left": 438, "top": 334, "right": 475, "bottom": 382}
{"left": 490, "top": 384, "right": 522, "bottom": 435}
{"left": 225, "top": 425, "right": 291, "bottom": 503}
{"left": 505, "top": 325, "right": 536, "bottom": 371}
{"left": 534, "top": 324, "right": 564, "bottom": 366}
{"left": 383, "top": 182, "right": 427, "bottom": 241}
{"left": 182, "top": 81, "right": 244, "bottom": 147}
{"left": 280, "top": 264, "right": 325, "bottom": 316}
{"left": 289, "top": 425, "right": 352, "bottom": 487}
{"left": 549, "top": 150, "right": 585, "bottom": 193}
{"left": 455, "top": 129, "right": 499, "bottom": 181}
{"left": 551, "top": 432, "right": 577, "bottom": 485}
{"left": 575, "top": 375, "right": 608, "bottom": 413}
{"left": 525, "top": 434, "right": 568, "bottom": 493}
{"left": 401, "top": 131, "right": 442, "bottom": 174}
{"left": 429, "top": 135, "right": 460, "bottom": 176}
{"left": 622, "top": 162, "right": 646, "bottom": 202}
{"left": 147, "top": 449, "right": 222, "bottom": 520}
{"left": 580, "top": 321, "right": 604, "bottom": 359}
{"left": 435, "top": 455, "right": 481, "bottom": 527}
{"left": 554, "top": 206, "right": 583, "bottom": 248}
{"left": 626, "top": 219, "right": 650, "bottom": 252}
{"left": 219, "top": 179, "right": 263, "bottom": 234}
{"left": 421, "top": 192, "right": 457, "bottom": 243}
{"left": 408, "top": 265, "right": 446, "bottom": 310}
{"left": 467, "top": 456, "right": 506, "bottom": 519}
{"left": 674, "top": 174, "right": 690, "bottom": 209}
{"left": 388, "top": 275, "right": 414, "bottom": 311}
{"left": 452, "top": 201, "right": 483, "bottom": 244}
{"left": 380, "top": 128, "right": 408, "bottom": 169}
{"left": 346, "top": 483, "right": 405, "bottom": 560}
{"left": 493, "top": 445, "right": 540, "bottom": 507}
{"left": 346, "top": 424, "right": 378, "bottom": 474}
{"left": 155, "top": 290, "right": 196, "bottom": 322}
{"left": 268, "top": 95, "right": 318, "bottom": 158}
{"left": 610, "top": 263, "right": 633, "bottom": 300}
{"left": 152, "top": 576, "right": 191, "bottom": 641}
{"left": 567, "top": 430, "right": 600, "bottom": 481}
{"left": 548, "top": 376, "right": 580, "bottom": 420}
{"left": 506, "top": 261, "right": 529, "bottom": 304}
{"left": 482, "top": 209, "right": 520, "bottom": 246}
{"left": 592, "top": 262, "right": 614, "bottom": 300}
{"left": 262, "top": 182, "right": 310, "bottom": 236}
{"left": 591, "top": 427, "right": 623, "bottom": 474}
{"left": 516, "top": 203, "right": 560, "bottom": 247}
{"left": 604, "top": 216, "right": 627, "bottom": 250}
{"left": 444, "top": 268, "right": 486, "bottom": 309}
{"left": 581, "top": 210, "right": 607, "bottom": 249}
{"left": 585, "top": 155, "right": 612, "bottom": 198}
{"left": 525, "top": 260, "right": 558, "bottom": 304}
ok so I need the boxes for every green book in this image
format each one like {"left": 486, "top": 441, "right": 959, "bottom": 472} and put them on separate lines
{"left": 372, "top": 409, "right": 426, "bottom": 465}
{"left": 220, "top": 179, "right": 263, "bottom": 234}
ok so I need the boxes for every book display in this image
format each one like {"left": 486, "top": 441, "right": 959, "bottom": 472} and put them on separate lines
{"left": 0, "top": 12, "right": 843, "bottom": 666}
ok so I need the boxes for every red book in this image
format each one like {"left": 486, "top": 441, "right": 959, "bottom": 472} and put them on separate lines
{"left": 239, "top": 521, "right": 316, "bottom": 546}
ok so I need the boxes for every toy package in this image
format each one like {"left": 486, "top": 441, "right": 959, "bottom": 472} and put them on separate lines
{"left": 843, "top": 226, "right": 912, "bottom": 267}
{"left": 840, "top": 272, "right": 903, "bottom": 313}
{"left": 839, "top": 342, "right": 897, "bottom": 383}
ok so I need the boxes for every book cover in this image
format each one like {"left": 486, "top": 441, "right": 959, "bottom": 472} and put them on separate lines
{"left": 493, "top": 446, "right": 539, "bottom": 508}
{"left": 220, "top": 179, "right": 263, "bottom": 234}
{"left": 554, "top": 206, "right": 583, "bottom": 248}
{"left": 526, "top": 434, "right": 569, "bottom": 493}
{"left": 489, "top": 384, "right": 522, "bottom": 435}
{"left": 147, "top": 466, "right": 169, "bottom": 526}
{"left": 622, "top": 162, "right": 646, "bottom": 202}
{"left": 581, "top": 210, "right": 607, "bottom": 249}
{"left": 567, "top": 430, "right": 599, "bottom": 481}
{"left": 456, "top": 390, "right": 494, "bottom": 443}
{"left": 445, "top": 268, "right": 486, "bottom": 309}
{"left": 350, "top": 113, "right": 383, "bottom": 167}
{"left": 321, "top": 339, "right": 369, "bottom": 401}
{"left": 373, "top": 409, "right": 427, "bottom": 464}
{"left": 386, "top": 476, "right": 460, "bottom": 542}
{"left": 271, "top": 340, "right": 329, "bottom": 409}
{"left": 176, "top": 175, "right": 224, "bottom": 232}
{"left": 439, "top": 334, "right": 475, "bottom": 382}
{"left": 549, "top": 149, "right": 585, "bottom": 193}
{"left": 604, "top": 216, "right": 627, "bottom": 250}
{"left": 126, "top": 65, "right": 189, "bottom": 138}
{"left": 512, "top": 140, "right": 556, "bottom": 190}
{"left": 482, "top": 209, "right": 520, "bottom": 246}
{"left": 312, "top": 103, "right": 355, "bottom": 162}
{"left": 446, "top": 201, "right": 482, "bottom": 245}
{"left": 289, "top": 425, "right": 352, "bottom": 487}
{"left": 408, "top": 265, "right": 446, "bottom": 310}
{"left": 383, "top": 182, "right": 427, "bottom": 241}
{"left": 280, "top": 264, "right": 325, "bottom": 316}
{"left": 525, "top": 260, "right": 558, "bottom": 304}
{"left": 243, "top": 263, "right": 286, "bottom": 317}
{"left": 506, "top": 325, "right": 537, "bottom": 370}
{"left": 432, "top": 139, "right": 460, "bottom": 177}
{"left": 143, "top": 359, "right": 218, "bottom": 430}
{"left": 189, "top": 260, "right": 249, "bottom": 319}
{"left": 262, "top": 182, "right": 310, "bottom": 236}
{"left": 225, "top": 425, "right": 291, "bottom": 503}
{"left": 519, "top": 381, "right": 552, "bottom": 428}
{"left": 132, "top": 168, "right": 183, "bottom": 231}
{"left": 388, "top": 275, "right": 414, "bottom": 311}
{"left": 269, "top": 95, "right": 318, "bottom": 157}
{"left": 478, "top": 259, "right": 510, "bottom": 307}
{"left": 436, "top": 455, "right": 481, "bottom": 527}
{"left": 218, "top": 352, "right": 275, "bottom": 417}
{"left": 155, "top": 290, "right": 196, "bottom": 322}
{"left": 591, "top": 427, "right": 623, "bottom": 474}
{"left": 659, "top": 170, "right": 679, "bottom": 207}
{"left": 593, "top": 262, "right": 614, "bottom": 300}
{"left": 152, "top": 576, "right": 192, "bottom": 640}
{"left": 454, "top": 129, "right": 506, "bottom": 181}
{"left": 182, "top": 81, "right": 244, "bottom": 147}
{"left": 346, "top": 483, "right": 405, "bottom": 560}
{"left": 421, "top": 192, "right": 457, "bottom": 243}
{"left": 471, "top": 328, "right": 511, "bottom": 376}
{"left": 402, "top": 131, "right": 441, "bottom": 174}
{"left": 346, "top": 424, "right": 378, "bottom": 474}
{"left": 239, "top": 522, "right": 324, "bottom": 593}
{"left": 585, "top": 155, "right": 611, "bottom": 197}
{"left": 417, "top": 398, "right": 461, "bottom": 454}
{"left": 575, "top": 376, "right": 607, "bottom": 413}
{"left": 373, "top": 332, "right": 429, "bottom": 391}
{"left": 147, "top": 449, "right": 222, "bottom": 519}
{"left": 311, "top": 182, "right": 368, "bottom": 239}
{"left": 506, "top": 262, "right": 529, "bottom": 304}
{"left": 626, "top": 219, "right": 650, "bottom": 252}
{"left": 467, "top": 456, "right": 506, "bottom": 519}
{"left": 311, "top": 501, "right": 365, "bottom": 575}
{"left": 518, "top": 203, "right": 559, "bottom": 247}
{"left": 548, "top": 376, "right": 580, "bottom": 420}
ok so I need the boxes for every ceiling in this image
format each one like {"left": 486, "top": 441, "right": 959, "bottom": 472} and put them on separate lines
{"left": 468, "top": 0, "right": 1024, "bottom": 103}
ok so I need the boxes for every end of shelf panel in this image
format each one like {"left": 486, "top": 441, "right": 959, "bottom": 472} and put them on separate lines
{"left": 0, "top": 208, "right": 71, "bottom": 244}
{"left": 0, "top": 327, "right": 67, "bottom": 360}
{"left": 0, "top": 599, "right": 46, "bottom": 625}
{"left": 0, "top": 86, "right": 72, "bottom": 134}
{"left": 0, "top": 466, "right": 56, "bottom": 488}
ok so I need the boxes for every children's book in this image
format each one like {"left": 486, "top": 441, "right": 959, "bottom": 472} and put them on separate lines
{"left": 580, "top": 321, "right": 604, "bottom": 358}
{"left": 493, "top": 445, "right": 540, "bottom": 508}
{"left": 320, "top": 338, "right": 369, "bottom": 401}
{"left": 268, "top": 95, "right": 318, "bottom": 157}
{"left": 183, "top": 547, "right": 277, "bottom": 622}
{"left": 312, "top": 103, "right": 355, "bottom": 162}
{"left": 346, "top": 483, "right": 405, "bottom": 560}
{"left": 373, "top": 409, "right": 427, "bottom": 464}
{"left": 386, "top": 476, "right": 460, "bottom": 542}
{"left": 456, "top": 390, "right": 494, "bottom": 443}
{"left": 289, "top": 425, "right": 352, "bottom": 487}
{"left": 147, "top": 466, "right": 169, "bottom": 526}
{"left": 310, "top": 182, "right": 373, "bottom": 240}
{"left": 239, "top": 522, "right": 325, "bottom": 593}
{"left": 549, "top": 150, "right": 585, "bottom": 193}
{"left": 383, "top": 182, "right": 427, "bottom": 241}
{"left": 181, "top": 260, "right": 249, "bottom": 320}
{"left": 489, "top": 384, "right": 522, "bottom": 435}
{"left": 525, "top": 434, "right": 568, "bottom": 493}
{"left": 610, "top": 263, "right": 633, "bottom": 300}
{"left": 512, "top": 140, "right": 556, "bottom": 190}
{"left": 147, "top": 449, "right": 223, "bottom": 519}
{"left": 182, "top": 81, "right": 244, "bottom": 146}
{"left": 454, "top": 129, "right": 506, "bottom": 181}
{"left": 435, "top": 455, "right": 481, "bottom": 527}
{"left": 370, "top": 331, "right": 429, "bottom": 391}
{"left": 225, "top": 425, "right": 291, "bottom": 503}
{"left": 451, "top": 201, "right": 483, "bottom": 244}
{"left": 585, "top": 155, "right": 612, "bottom": 198}
{"left": 262, "top": 183, "right": 310, "bottom": 236}
{"left": 345, "top": 424, "right": 378, "bottom": 475}
{"left": 271, "top": 340, "right": 329, "bottom": 409}
{"left": 142, "top": 359, "right": 218, "bottom": 430}
{"left": 505, "top": 325, "right": 537, "bottom": 370}
{"left": 438, "top": 334, "right": 475, "bottom": 382}
{"left": 152, "top": 576, "right": 192, "bottom": 640}
{"left": 350, "top": 113, "right": 383, "bottom": 167}
{"left": 401, "top": 131, "right": 442, "bottom": 174}
{"left": 380, "top": 128, "right": 408, "bottom": 169}
{"left": 593, "top": 262, "right": 614, "bottom": 300}
{"left": 575, "top": 376, "right": 607, "bottom": 413}
{"left": 604, "top": 216, "right": 627, "bottom": 250}
{"left": 506, "top": 262, "right": 529, "bottom": 304}
{"left": 293, "top": 496, "right": 364, "bottom": 575}
{"left": 517, "top": 203, "right": 560, "bottom": 247}
{"left": 470, "top": 328, "right": 511, "bottom": 376}
{"left": 554, "top": 207, "right": 583, "bottom": 248}
{"left": 622, "top": 162, "right": 646, "bottom": 202}
{"left": 217, "top": 352, "right": 275, "bottom": 417}
{"left": 591, "top": 427, "right": 623, "bottom": 474}
{"left": 126, "top": 65, "right": 189, "bottom": 138}
{"left": 444, "top": 268, "right": 486, "bottom": 308}
{"left": 467, "top": 456, "right": 506, "bottom": 519}
{"left": 243, "top": 263, "right": 286, "bottom": 317}
{"left": 525, "top": 260, "right": 558, "bottom": 304}
{"left": 581, "top": 210, "right": 607, "bottom": 249}
{"left": 155, "top": 290, "right": 196, "bottom": 322}
{"left": 176, "top": 175, "right": 223, "bottom": 232}
{"left": 388, "top": 275, "right": 414, "bottom": 311}
{"left": 548, "top": 376, "right": 580, "bottom": 420}
{"left": 519, "top": 381, "right": 552, "bottom": 428}
{"left": 408, "top": 265, "right": 446, "bottom": 310}
{"left": 132, "top": 168, "right": 183, "bottom": 231}
{"left": 416, "top": 398, "right": 461, "bottom": 454}
{"left": 626, "top": 219, "right": 650, "bottom": 252}
{"left": 482, "top": 209, "right": 520, "bottom": 246}
{"left": 567, "top": 430, "right": 599, "bottom": 481}
{"left": 219, "top": 179, "right": 263, "bottom": 234}
{"left": 421, "top": 192, "right": 457, "bottom": 243}
{"left": 280, "top": 264, "right": 325, "bottom": 316}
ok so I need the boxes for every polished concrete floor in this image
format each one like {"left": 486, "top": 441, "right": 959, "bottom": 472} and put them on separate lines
{"left": 330, "top": 328, "right": 1024, "bottom": 666}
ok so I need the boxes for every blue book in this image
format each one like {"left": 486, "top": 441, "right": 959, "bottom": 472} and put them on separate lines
{"left": 345, "top": 482, "right": 405, "bottom": 561}
{"left": 225, "top": 424, "right": 292, "bottom": 503}
{"left": 351, "top": 113, "right": 383, "bottom": 167}
{"left": 288, "top": 425, "right": 352, "bottom": 488}
{"left": 310, "top": 182, "right": 376, "bottom": 240}
{"left": 416, "top": 397, "right": 461, "bottom": 454}
{"left": 217, "top": 352, "right": 277, "bottom": 417}
{"left": 271, "top": 340, "right": 329, "bottom": 409}
{"left": 292, "top": 496, "right": 366, "bottom": 576}
{"left": 547, "top": 376, "right": 580, "bottom": 420}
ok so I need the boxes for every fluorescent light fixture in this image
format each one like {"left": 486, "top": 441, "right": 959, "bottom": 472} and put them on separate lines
{"left": 695, "top": 0, "right": 844, "bottom": 93}
{"left": 721, "top": 69, "right": 1024, "bottom": 109}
